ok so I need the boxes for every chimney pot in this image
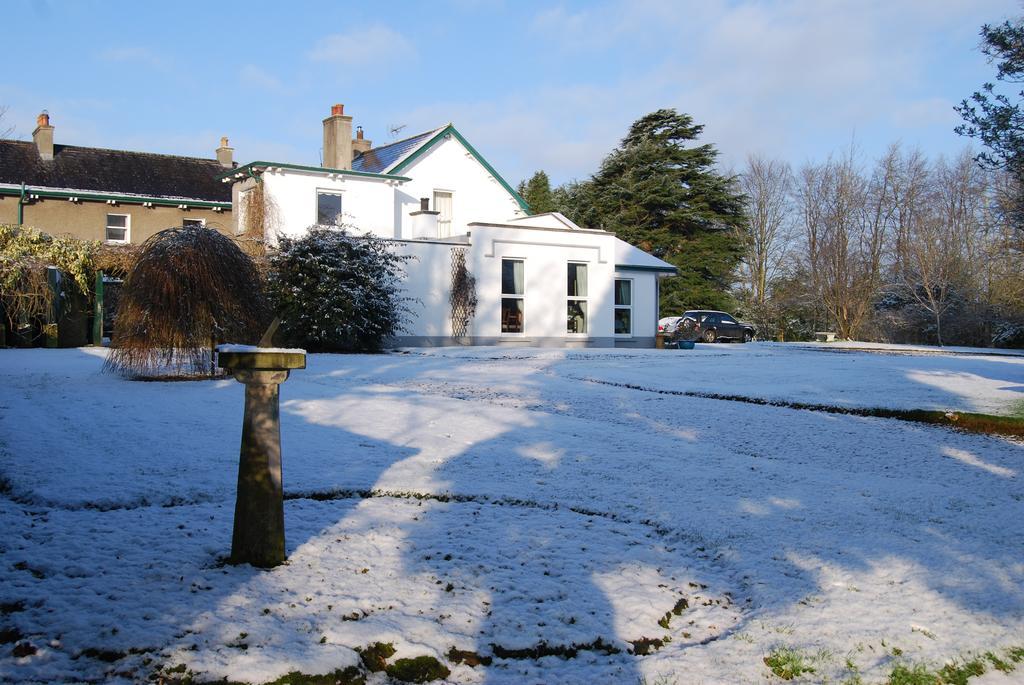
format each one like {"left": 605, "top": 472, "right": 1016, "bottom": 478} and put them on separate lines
{"left": 420, "top": 197, "right": 430, "bottom": 211}
{"left": 33, "top": 110, "right": 54, "bottom": 161}
{"left": 331, "top": 103, "right": 344, "bottom": 116}
{"left": 352, "top": 125, "right": 372, "bottom": 155}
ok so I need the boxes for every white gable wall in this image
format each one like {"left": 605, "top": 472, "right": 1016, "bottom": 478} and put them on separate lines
{"left": 259, "top": 170, "right": 399, "bottom": 242}
{"left": 393, "top": 136, "right": 526, "bottom": 239}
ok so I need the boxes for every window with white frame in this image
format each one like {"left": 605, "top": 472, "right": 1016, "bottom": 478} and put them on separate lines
{"left": 567, "top": 262, "right": 588, "bottom": 334}
{"left": 182, "top": 218, "right": 205, "bottom": 229}
{"left": 316, "top": 190, "right": 343, "bottom": 225}
{"left": 105, "top": 213, "right": 129, "bottom": 243}
{"left": 433, "top": 190, "right": 453, "bottom": 237}
{"left": 501, "top": 258, "right": 525, "bottom": 334}
{"left": 614, "top": 278, "right": 632, "bottom": 335}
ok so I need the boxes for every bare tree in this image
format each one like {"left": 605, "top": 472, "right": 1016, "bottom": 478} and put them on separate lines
{"left": 797, "top": 148, "right": 888, "bottom": 340}
{"left": 0, "top": 105, "right": 14, "bottom": 139}
{"left": 738, "top": 156, "right": 793, "bottom": 311}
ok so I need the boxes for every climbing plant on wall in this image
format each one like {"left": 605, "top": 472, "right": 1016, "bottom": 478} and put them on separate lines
{"left": 449, "top": 247, "right": 477, "bottom": 338}
{"left": 0, "top": 224, "right": 97, "bottom": 330}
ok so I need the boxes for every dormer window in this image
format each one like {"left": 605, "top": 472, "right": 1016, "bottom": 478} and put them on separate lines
{"left": 317, "top": 190, "right": 343, "bottom": 225}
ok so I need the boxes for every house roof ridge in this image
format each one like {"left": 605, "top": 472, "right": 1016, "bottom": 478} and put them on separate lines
{"left": 0, "top": 139, "right": 223, "bottom": 164}
{"left": 358, "top": 125, "right": 446, "bottom": 157}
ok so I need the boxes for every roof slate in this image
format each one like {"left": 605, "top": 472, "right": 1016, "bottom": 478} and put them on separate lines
{"left": 0, "top": 140, "right": 232, "bottom": 202}
{"left": 352, "top": 128, "right": 440, "bottom": 174}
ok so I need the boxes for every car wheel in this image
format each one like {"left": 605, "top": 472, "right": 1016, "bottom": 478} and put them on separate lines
{"left": 702, "top": 328, "right": 716, "bottom": 343}
{"left": 742, "top": 331, "right": 753, "bottom": 343}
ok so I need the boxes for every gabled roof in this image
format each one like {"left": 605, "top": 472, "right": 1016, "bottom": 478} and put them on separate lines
{"left": 0, "top": 139, "right": 232, "bottom": 203}
{"left": 352, "top": 128, "right": 442, "bottom": 174}
{"left": 353, "top": 124, "right": 530, "bottom": 213}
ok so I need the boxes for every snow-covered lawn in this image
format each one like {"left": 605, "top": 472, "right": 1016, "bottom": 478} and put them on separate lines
{"left": 1, "top": 343, "right": 1022, "bottom": 684}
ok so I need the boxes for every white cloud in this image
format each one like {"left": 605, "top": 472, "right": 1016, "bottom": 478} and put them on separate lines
{"left": 504, "top": 0, "right": 1018, "bottom": 179}
{"left": 239, "top": 64, "right": 287, "bottom": 93}
{"left": 307, "top": 25, "right": 415, "bottom": 67}
{"left": 98, "top": 46, "right": 169, "bottom": 71}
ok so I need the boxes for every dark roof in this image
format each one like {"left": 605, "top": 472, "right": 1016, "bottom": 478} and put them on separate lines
{"left": 352, "top": 128, "right": 440, "bottom": 174}
{"left": 0, "top": 140, "right": 232, "bottom": 202}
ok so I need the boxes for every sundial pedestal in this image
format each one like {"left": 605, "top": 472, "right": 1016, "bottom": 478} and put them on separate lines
{"left": 218, "top": 348, "right": 306, "bottom": 568}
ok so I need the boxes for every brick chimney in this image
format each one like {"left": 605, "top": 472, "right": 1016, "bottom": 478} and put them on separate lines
{"left": 33, "top": 111, "right": 54, "bottom": 161}
{"left": 322, "top": 103, "right": 353, "bottom": 170}
{"left": 216, "top": 136, "right": 234, "bottom": 168}
{"left": 352, "top": 126, "right": 372, "bottom": 155}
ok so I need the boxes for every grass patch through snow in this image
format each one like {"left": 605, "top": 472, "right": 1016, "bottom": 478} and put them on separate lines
{"left": 764, "top": 647, "right": 816, "bottom": 680}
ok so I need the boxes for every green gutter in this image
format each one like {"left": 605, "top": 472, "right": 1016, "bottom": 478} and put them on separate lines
{"left": 615, "top": 264, "right": 678, "bottom": 274}
{"left": 218, "top": 161, "right": 411, "bottom": 182}
{"left": 386, "top": 125, "right": 531, "bottom": 213}
{"left": 0, "top": 185, "right": 230, "bottom": 210}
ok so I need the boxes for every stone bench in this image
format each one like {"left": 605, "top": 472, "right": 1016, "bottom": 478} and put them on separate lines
{"left": 814, "top": 331, "right": 837, "bottom": 342}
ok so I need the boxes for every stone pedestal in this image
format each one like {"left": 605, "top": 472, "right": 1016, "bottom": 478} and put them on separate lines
{"left": 219, "top": 348, "right": 306, "bottom": 568}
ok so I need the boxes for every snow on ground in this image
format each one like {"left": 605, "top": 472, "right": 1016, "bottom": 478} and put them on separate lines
{"left": 0, "top": 343, "right": 1022, "bottom": 684}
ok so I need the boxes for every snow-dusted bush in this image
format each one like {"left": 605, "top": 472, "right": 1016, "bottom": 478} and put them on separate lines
{"left": 993, "top": 321, "right": 1024, "bottom": 349}
{"left": 267, "top": 228, "right": 413, "bottom": 352}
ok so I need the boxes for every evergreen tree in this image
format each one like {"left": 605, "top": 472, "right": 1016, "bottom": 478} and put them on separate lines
{"left": 956, "top": 18, "right": 1024, "bottom": 226}
{"left": 518, "top": 170, "right": 559, "bottom": 214}
{"left": 561, "top": 109, "right": 745, "bottom": 313}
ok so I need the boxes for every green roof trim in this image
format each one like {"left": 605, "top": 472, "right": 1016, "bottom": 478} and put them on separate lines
{"left": 0, "top": 185, "right": 231, "bottom": 209}
{"left": 386, "top": 125, "right": 531, "bottom": 213}
{"left": 614, "top": 264, "right": 678, "bottom": 274}
{"left": 217, "top": 161, "right": 411, "bottom": 182}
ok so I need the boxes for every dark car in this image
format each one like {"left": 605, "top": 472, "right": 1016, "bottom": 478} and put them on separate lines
{"left": 675, "top": 310, "right": 755, "bottom": 343}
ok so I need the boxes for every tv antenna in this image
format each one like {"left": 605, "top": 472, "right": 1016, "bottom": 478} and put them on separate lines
{"left": 388, "top": 124, "right": 407, "bottom": 139}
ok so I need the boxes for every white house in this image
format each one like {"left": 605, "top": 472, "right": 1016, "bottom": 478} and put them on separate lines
{"left": 220, "top": 104, "right": 676, "bottom": 347}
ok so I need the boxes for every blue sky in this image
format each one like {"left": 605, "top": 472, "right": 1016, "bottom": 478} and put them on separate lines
{"left": 1, "top": 0, "right": 1017, "bottom": 186}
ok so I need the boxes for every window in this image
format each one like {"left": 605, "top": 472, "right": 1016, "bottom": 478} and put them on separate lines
{"left": 105, "top": 214, "right": 129, "bottom": 243}
{"left": 182, "top": 218, "right": 205, "bottom": 229}
{"left": 567, "top": 262, "right": 588, "bottom": 334}
{"left": 501, "top": 258, "right": 524, "bottom": 334}
{"left": 317, "top": 191, "right": 343, "bottom": 225}
{"left": 720, "top": 314, "right": 738, "bottom": 325}
{"left": 614, "top": 279, "right": 632, "bottom": 335}
{"left": 434, "top": 190, "right": 453, "bottom": 237}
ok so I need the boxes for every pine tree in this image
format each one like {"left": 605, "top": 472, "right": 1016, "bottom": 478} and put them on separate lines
{"left": 561, "top": 109, "right": 746, "bottom": 313}
{"left": 518, "top": 170, "right": 559, "bottom": 214}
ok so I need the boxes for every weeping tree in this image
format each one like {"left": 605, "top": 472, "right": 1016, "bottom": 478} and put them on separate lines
{"left": 105, "top": 226, "right": 269, "bottom": 378}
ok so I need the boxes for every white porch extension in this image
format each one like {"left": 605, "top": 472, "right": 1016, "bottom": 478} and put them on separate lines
{"left": 390, "top": 215, "right": 674, "bottom": 348}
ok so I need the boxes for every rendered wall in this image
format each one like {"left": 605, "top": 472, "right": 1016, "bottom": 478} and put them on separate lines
{"left": 257, "top": 170, "right": 398, "bottom": 241}
{"left": 0, "top": 195, "right": 230, "bottom": 243}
